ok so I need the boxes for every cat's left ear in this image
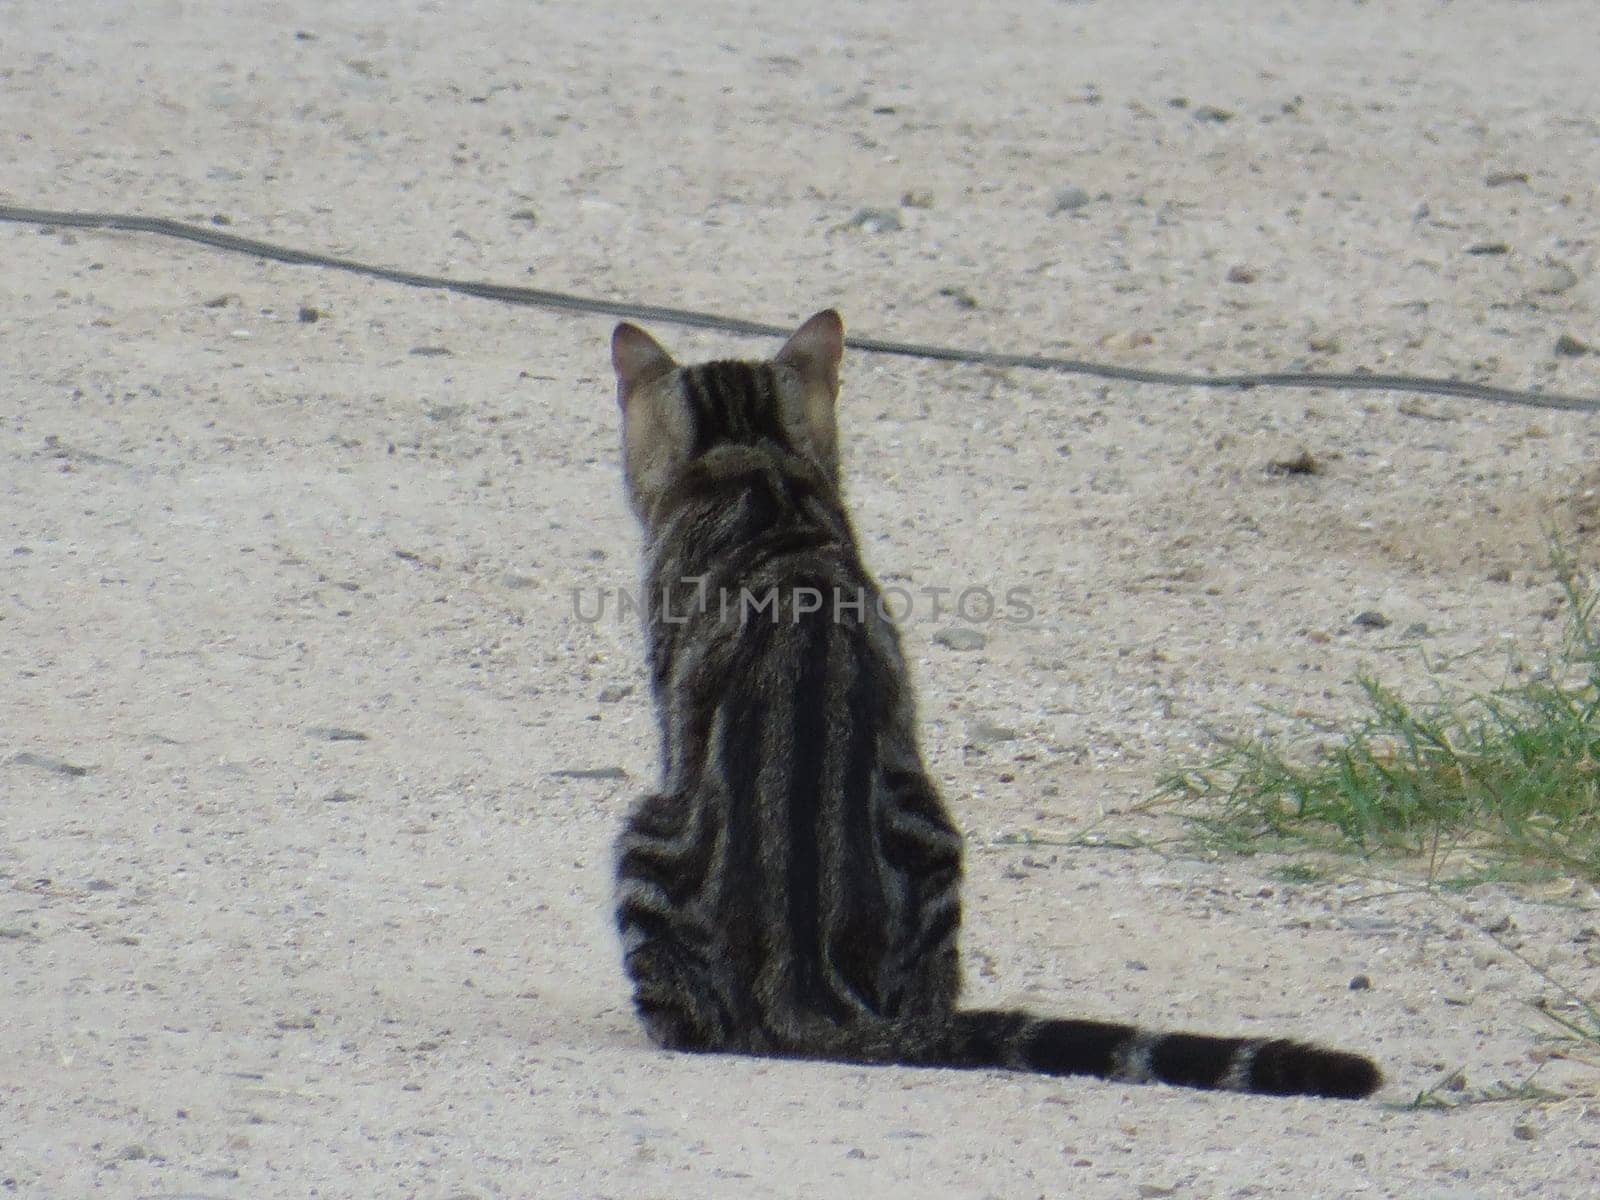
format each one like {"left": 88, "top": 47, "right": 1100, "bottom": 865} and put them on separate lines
{"left": 775, "top": 309, "right": 843, "bottom": 403}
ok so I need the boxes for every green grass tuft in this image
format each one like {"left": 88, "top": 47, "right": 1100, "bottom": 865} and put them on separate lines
{"left": 1266, "top": 862, "right": 1331, "bottom": 885}
{"left": 1535, "top": 994, "right": 1600, "bottom": 1068}
{"left": 1160, "top": 550, "right": 1600, "bottom": 885}
{"left": 1392, "top": 1068, "right": 1564, "bottom": 1111}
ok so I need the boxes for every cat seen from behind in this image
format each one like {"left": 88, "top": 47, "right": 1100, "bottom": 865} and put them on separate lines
{"left": 609, "top": 309, "right": 1380, "bottom": 1099}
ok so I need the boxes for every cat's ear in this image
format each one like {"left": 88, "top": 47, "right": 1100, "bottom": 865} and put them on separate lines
{"left": 774, "top": 309, "right": 844, "bottom": 402}
{"left": 774, "top": 310, "right": 845, "bottom": 481}
{"left": 613, "top": 322, "right": 690, "bottom": 525}
{"left": 612, "top": 322, "right": 677, "bottom": 404}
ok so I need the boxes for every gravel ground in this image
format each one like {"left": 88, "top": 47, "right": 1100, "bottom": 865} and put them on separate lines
{"left": 3, "top": 2, "right": 1599, "bottom": 1196}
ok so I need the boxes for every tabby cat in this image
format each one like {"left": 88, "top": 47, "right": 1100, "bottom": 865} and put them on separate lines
{"left": 610, "top": 310, "right": 1380, "bottom": 1099}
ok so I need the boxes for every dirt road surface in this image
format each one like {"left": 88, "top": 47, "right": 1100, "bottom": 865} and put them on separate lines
{"left": 4, "top": 3, "right": 1598, "bottom": 1196}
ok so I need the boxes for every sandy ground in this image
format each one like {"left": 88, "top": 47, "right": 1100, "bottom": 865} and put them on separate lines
{"left": 4, "top": 1, "right": 1600, "bottom": 1196}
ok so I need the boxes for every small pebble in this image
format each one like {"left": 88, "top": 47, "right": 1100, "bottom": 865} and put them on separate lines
{"left": 1226, "top": 264, "right": 1257, "bottom": 284}
{"left": 509, "top": 207, "right": 539, "bottom": 225}
{"left": 550, "top": 766, "right": 629, "bottom": 780}
{"left": 597, "top": 684, "right": 635, "bottom": 703}
{"left": 1349, "top": 974, "right": 1373, "bottom": 991}
{"left": 1192, "top": 105, "right": 1233, "bottom": 123}
{"left": 933, "top": 627, "right": 987, "bottom": 652}
{"left": 1099, "top": 329, "right": 1154, "bottom": 351}
{"left": 843, "top": 207, "right": 902, "bottom": 234}
{"left": 323, "top": 789, "right": 356, "bottom": 803}
{"left": 1484, "top": 170, "right": 1529, "bottom": 187}
{"left": 900, "top": 189, "right": 934, "bottom": 209}
{"left": 305, "top": 726, "right": 369, "bottom": 742}
{"left": 1306, "top": 332, "right": 1342, "bottom": 353}
{"left": 937, "top": 286, "right": 979, "bottom": 310}
{"left": 297, "top": 305, "right": 321, "bottom": 323}
{"left": 1351, "top": 610, "right": 1389, "bottom": 630}
{"left": 12, "top": 751, "right": 90, "bottom": 777}
{"left": 1466, "top": 241, "right": 1510, "bottom": 256}
{"left": 967, "top": 720, "right": 1019, "bottom": 746}
{"left": 1051, "top": 186, "right": 1091, "bottom": 214}
{"left": 1554, "top": 333, "right": 1592, "bottom": 357}
{"left": 410, "top": 345, "right": 453, "bottom": 357}
{"left": 1266, "top": 449, "right": 1320, "bottom": 476}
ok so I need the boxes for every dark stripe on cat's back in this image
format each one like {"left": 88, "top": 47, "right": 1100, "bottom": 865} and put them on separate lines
{"left": 714, "top": 677, "right": 770, "bottom": 972}
{"left": 821, "top": 615, "right": 895, "bottom": 1011}
{"left": 784, "top": 612, "right": 845, "bottom": 1017}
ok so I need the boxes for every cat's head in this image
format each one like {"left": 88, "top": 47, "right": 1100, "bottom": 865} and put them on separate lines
{"left": 610, "top": 310, "right": 845, "bottom": 525}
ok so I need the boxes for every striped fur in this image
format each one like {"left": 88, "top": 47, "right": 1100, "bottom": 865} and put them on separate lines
{"left": 608, "top": 311, "right": 1381, "bottom": 1101}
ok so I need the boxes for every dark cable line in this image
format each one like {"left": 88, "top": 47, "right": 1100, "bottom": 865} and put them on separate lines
{"left": 3, "top": 204, "right": 1594, "bottom": 414}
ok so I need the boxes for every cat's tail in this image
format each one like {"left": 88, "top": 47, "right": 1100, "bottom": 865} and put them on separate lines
{"left": 818, "top": 1009, "right": 1381, "bottom": 1100}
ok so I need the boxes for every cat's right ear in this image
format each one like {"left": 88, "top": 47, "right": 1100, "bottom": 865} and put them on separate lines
{"left": 612, "top": 323, "right": 678, "bottom": 405}
{"left": 773, "top": 310, "right": 845, "bottom": 481}
{"left": 774, "top": 309, "right": 844, "bottom": 401}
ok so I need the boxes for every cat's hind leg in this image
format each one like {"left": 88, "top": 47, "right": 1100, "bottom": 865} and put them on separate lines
{"left": 615, "top": 791, "right": 734, "bottom": 1052}
{"left": 619, "top": 925, "right": 733, "bottom": 1051}
{"left": 876, "top": 768, "right": 965, "bottom": 1020}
